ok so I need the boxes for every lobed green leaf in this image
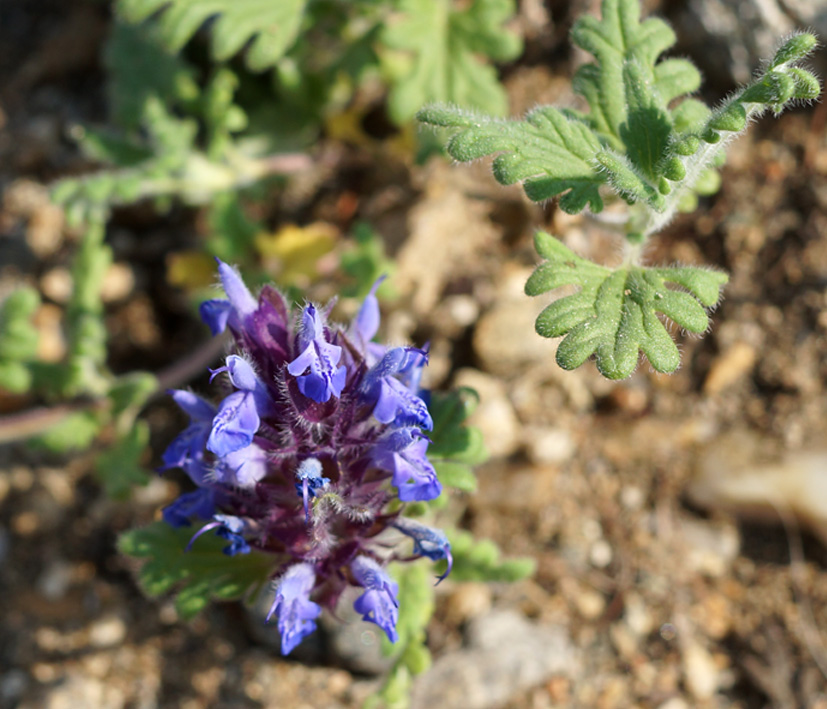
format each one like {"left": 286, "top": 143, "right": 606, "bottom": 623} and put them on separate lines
{"left": 527, "top": 232, "right": 728, "bottom": 378}
{"left": 383, "top": 0, "right": 521, "bottom": 123}
{"left": 571, "top": 0, "right": 679, "bottom": 145}
{"left": 418, "top": 103, "right": 605, "bottom": 212}
{"left": 116, "top": 0, "right": 308, "bottom": 72}
{"left": 447, "top": 529, "right": 536, "bottom": 582}
{"left": 427, "top": 388, "right": 487, "bottom": 495}
{"left": 0, "top": 288, "right": 40, "bottom": 363}
{"left": 119, "top": 520, "right": 274, "bottom": 619}
{"left": 94, "top": 421, "right": 151, "bottom": 500}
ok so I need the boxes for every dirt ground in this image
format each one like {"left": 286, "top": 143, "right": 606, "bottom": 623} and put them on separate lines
{"left": 2, "top": 1, "right": 827, "bottom": 708}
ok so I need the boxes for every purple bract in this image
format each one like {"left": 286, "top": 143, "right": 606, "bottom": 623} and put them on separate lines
{"left": 162, "top": 261, "right": 451, "bottom": 654}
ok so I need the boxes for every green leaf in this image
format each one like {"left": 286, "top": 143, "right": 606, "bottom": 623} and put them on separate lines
{"left": 571, "top": 0, "right": 682, "bottom": 146}
{"left": 116, "top": 0, "right": 309, "bottom": 72}
{"left": 206, "top": 191, "right": 260, "bottom": 263}
{"left": 527, "top": 232, "right": 728, "bottom": 379}
{"left": 418, "top": 104, "right": 605, "bottom": 213}
{"left": 28, "top": 411, "right": 103, "bottom": 454}
{"left": 0, "top": 360, "right": 33, "bottom": 394}
{"left": 383, "top": 0, "right": 522, "bottom": 124}
{"left": 447, "top": 529, "right": 536, "bottom": 582}
{"left": 432, "top": 461, "right": 477, "bottom": 493}
{"left": 371, "top": 562, "right": 434, "bottom": 707}
{"left": 104, "top": 19, "right": 198, "bottom": 131}
{"left": 94, "top": 421, "right": 151, "bottom": 500}
{"left": 390, "top": 562, "right": 435, "bottom": 651}
{"left": 427, "top": 388, "right": 487, "bottom": 495}
{"left": 63, "top": 220, "right": 111, "bottom": 397}
{"left": 119, "top": 520, "right": 274, "bottom": 619}
{"left": 340, "top": 223, "right": 397, "bottom": 299}
{"left": 0, "top": 288, "right": 40, "bottom": 362}
{"left": 108, "top": 372, "right": 159, "bottom": 421}
{"left": 620, "top": 59, "right": 672, "bottom": 181}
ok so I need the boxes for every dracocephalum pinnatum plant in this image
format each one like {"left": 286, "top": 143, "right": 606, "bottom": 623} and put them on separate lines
{"left": 419, "top": 0, "right": 820, "bottom": 380}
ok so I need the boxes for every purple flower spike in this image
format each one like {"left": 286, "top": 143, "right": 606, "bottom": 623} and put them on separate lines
{"left": 186, "top": 514, "right": 250, "bottom": 556}
{"left": 160, "top": 259, "right": 465, "bottom": 646}
{"left": 207, "top": 356, "right": 275, "bottom": 457}
{"left": 294, "top": 458, "right": 330, "bottom": 524}
{"left": 351, "top": 556, "right": 399, "bottom": 642}
{"left": 393, "top": 518, "right": 453, "bottom": 584}
{"left": 373, "top": 427, "right": 442, "bottom": 502}
{"left": 267, "top": 564, "right": 322, "bottom": 655}
{"left": 287, "top": 304, "right": 347, "bottom": 403}
{"left": 161, "top": 391, "right": 217, "bottom": 470}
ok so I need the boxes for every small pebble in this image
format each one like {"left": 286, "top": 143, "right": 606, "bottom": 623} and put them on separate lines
{"left": 37, "top": 560, "right": 74, "bottom": 600}
{"left": 100, "top": 262, "right": 135, "bottom": 303}
{"left": 40, "top": 267, "right": 73, "bottom": 304}
{"left": 445, "top": 582, "right": 493, "bottom": 624}
{"left": 589, "top": 540, "right": 613, "bottom": 568}
{"left": 88, "top": 616, "right": 127, "bottom": 647}
{"left": 574, "top": 588, "right": 606, "bottom": 620}
{"left": 524, "top": 426, "right": 576, "bottom": 465}
{"left": 704, "top": 341, "right": 756, "bottom": 394}
{"left": 683, "top": 641, "right": 721, "bottom": 700}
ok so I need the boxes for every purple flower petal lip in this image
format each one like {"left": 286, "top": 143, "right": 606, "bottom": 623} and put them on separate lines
{"left": 392, "top": 518, "right": 453, "bottom": 584}
{"left": 162, "top": 488, "right": 216, "bottom": 528}
{"left": 218, "top": 444, "right": 269, "bottom": 488}
{"left": 199, "top": 299, "right": 232, "bottom": 335}
{"left": 216, "top": 259, "right": 258, "bottom": 319}
{"left": 358, "top": 347, "right": 433, "bottom": 429}
{"left": 374, "top": 429, "right": 441, "bottom": 502}
{"left": 374, "top": 377, "right": 433, "bottom": 430}
{"left": 212, "top": 355, "right": 276, "bottom": 416}
{"left": 170, "top": 390, "right": 218, "bottom": 421}
{"left": 397, "top": 344, "right": 429, "bottom": 393}
{"left": 287, "top": 304, "right": 346, "bottom": 403}
{"left": 206, "top": 390, "right": 261, "bottom": 457}
{"left": 161, "top": 391, "right": 217, "bottom": 470}
{"left": 350, "top": 276, "right": 386, "bottom": 346}
{"left": 224, "top": 355, "right": 260, "bottom": 391}
{"left": 351, "top": 556, "right": 399, "bottom": 643}
{"left": 267, "top": 563, "right": 322, "bottom": 655}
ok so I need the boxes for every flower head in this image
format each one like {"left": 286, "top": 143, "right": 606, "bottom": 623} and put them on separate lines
{"left": 161, "top": 260, "right": 451, "bottom": 652}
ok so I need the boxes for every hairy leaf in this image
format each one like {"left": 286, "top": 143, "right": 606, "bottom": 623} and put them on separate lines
{"left": 116, "top": 0, "right": 308, "bottom": 72}
{"left": 0, "top": 288, "right": 40, "bottom": 363}
{"left": 104, "top": 19, "right": 198, "bottom": 131}
{"left": 119, "top": 521, "right": 273, "bottom": 619}
{"left": 418, "top": 104, "right": 605, "bottom": 213}
{"left": 28, "top": 411, "right": 103, "bottom": 454}
{"left": 640, "top": 31, "right": 820, "bottom": 236}
{"left": 447, "top": 530, "right": 536, "bottom": 582}
{"left": 383, "top": 0, "right": 521, "bottom": 123}
{"left": 95, "top": 422, "right": 151, "bottom": 500}
{"left": 526, "top": 232, "right": 728, "bottom": 378}
{"left": 427, "top": 388, "right": 487, "bottom": 494}
{"left": 340, "top": 223, "right": 397, "bottom": 299}
{"left": 571, "top": 0, "right": 689, "bottom": 146}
